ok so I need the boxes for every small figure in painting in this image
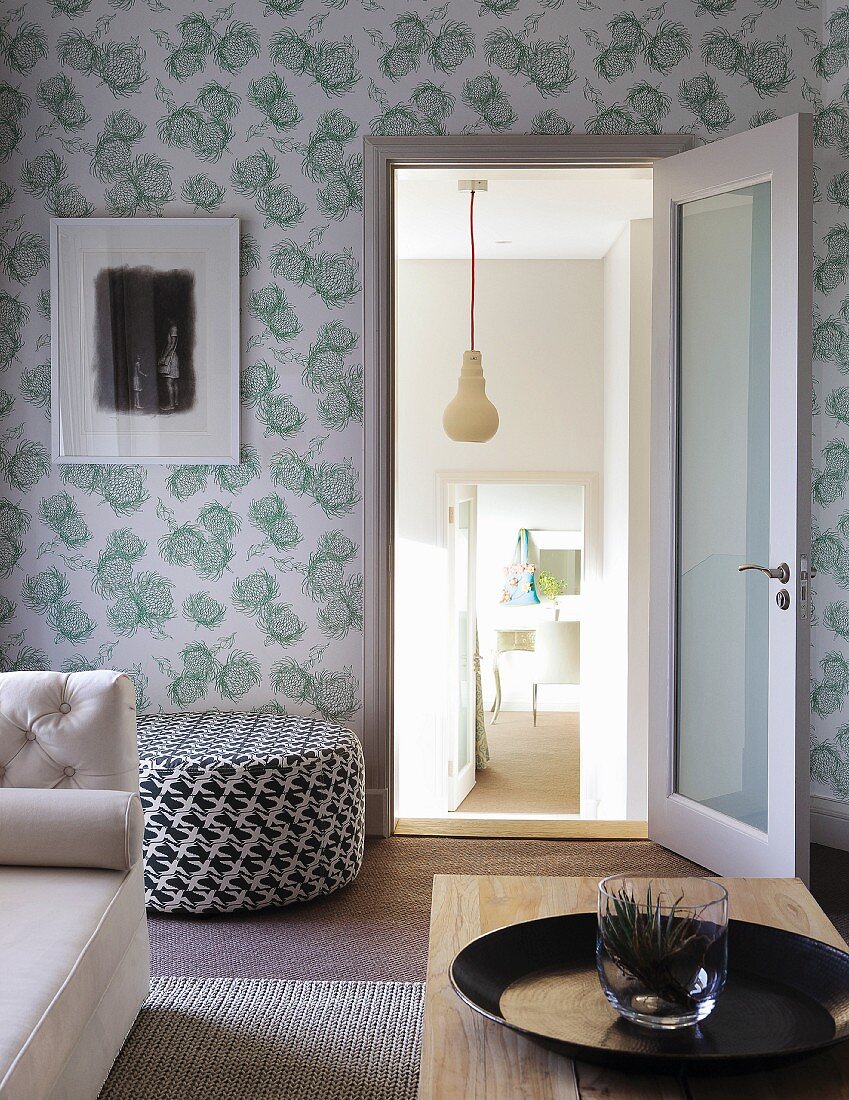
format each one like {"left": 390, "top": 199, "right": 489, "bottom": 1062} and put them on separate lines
{"left": 157, "top": 322, "right": 180, "bottom": 411}
{"left": 132, "top": 355, "right": 147, "bottom": 411}
{"left": 94, "top": 266, "right": 197, "bottom": 416}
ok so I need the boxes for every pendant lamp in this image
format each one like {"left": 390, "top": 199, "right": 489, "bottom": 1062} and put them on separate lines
{"left": 442, "top": 181, "right": 499, "bottom": 443}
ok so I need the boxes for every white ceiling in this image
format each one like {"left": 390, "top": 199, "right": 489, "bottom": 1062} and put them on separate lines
{"left": 395, "top": 167, "right": 653, "bottom": 261}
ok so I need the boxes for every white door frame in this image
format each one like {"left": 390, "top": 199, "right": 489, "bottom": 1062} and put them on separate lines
{"left": 363, "top": 134, "right": 696, "bottom": 838}
{"left": 445, "top": 483, "right": 478, "bottom": 810}
{"left": 435, "top": 470, "right": 600, "bottom": 817}
{"left": 647, "top": 114, "right": 813, "bottom": 879}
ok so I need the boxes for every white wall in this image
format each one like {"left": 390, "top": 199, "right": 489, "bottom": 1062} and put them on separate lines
{"left": 394, "top": 259, "right": 604, "bottom": 814}
{"left": 592, "top": 220, "right": 652, "bottom": 821}
{"left": 598, "top": 226, "right": 631, "bottom": 820}
{"left": 626, "top": 220, "right": 653, "bottom": 821}
{"left": 396, "top": 260, "right": 604, "bottom": 541}
{"left": 475, "top": 482, "right": 584, "bottom": 713}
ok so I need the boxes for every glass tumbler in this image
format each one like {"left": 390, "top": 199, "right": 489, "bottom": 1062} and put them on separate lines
{"left": 596, "top": 875, "right": 729, "bottom": 1030}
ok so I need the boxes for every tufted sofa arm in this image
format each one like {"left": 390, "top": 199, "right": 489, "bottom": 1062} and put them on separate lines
{"left": 0, "top": 787, "right": 143, "bottom": 870}
{"left": 0, "top": 670, "right": 139, "bottom": 793}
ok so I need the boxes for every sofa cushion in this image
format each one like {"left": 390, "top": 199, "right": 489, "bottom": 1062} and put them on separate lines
{"left": 0, "top": 789, "right": 143, "bottom": 870}
{"left": 0, "top": 863, "right": 145, "bottom": 1100}
{"left": 0, "top": 671, "right": 139, "bottom": 794}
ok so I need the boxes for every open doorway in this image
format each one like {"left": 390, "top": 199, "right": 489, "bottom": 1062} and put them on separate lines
{"left": 448, "top": 479, "right": 585, "bottom": 817}
{"left": 392, "top": 166, "right": 652, "bottom": 834}
{"left": 364, "top": 123, "right": 811, "bottom": 877}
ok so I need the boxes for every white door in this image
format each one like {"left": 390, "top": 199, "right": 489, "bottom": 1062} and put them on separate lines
{"left": 648, "top": 114, "right": 813, "bottom": 879}
{"left": 447, "top": 486, "right": 478, "bottom": 810}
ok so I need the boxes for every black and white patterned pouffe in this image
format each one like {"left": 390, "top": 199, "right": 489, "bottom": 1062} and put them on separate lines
{"left": 136, "top": 711, "right": 365, "bottom": 914}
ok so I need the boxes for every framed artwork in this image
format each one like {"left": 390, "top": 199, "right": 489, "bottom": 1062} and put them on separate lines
{"left": 50, "top": 217, "right": 240, "bottom": 464}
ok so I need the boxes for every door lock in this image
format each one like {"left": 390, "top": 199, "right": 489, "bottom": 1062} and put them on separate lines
{"left": 738, "top": 562, "right": 791, "bottom": 584}
{"left": 800, "top": 554, "right": 810, "bottom": 621}
{"left": 776, "top": 589, "right": 790, "bottom": 610}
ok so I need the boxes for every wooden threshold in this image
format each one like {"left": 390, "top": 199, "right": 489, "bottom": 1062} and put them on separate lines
{"left": 394, "top": 817, "right": 648, "bottom": 839}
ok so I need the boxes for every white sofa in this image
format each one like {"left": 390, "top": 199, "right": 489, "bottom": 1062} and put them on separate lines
{"left": 0, "top": 671, "right": 149, "bottom": 1099}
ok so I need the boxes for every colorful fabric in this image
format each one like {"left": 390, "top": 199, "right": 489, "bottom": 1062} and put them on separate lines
{"left": 499, "top": 529, "right": 540, "bottom": 607}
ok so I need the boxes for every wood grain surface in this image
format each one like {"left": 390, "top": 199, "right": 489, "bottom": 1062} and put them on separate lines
{"left": 395, "top": 819, "right": 649, "bottom": 840}
{"left": 418, "top": 875, "right": 849, "bottom": 1099}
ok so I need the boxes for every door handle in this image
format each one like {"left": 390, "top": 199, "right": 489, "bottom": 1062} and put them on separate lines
{"left": 738, "top": 562, "right": 790, "bottom": 584}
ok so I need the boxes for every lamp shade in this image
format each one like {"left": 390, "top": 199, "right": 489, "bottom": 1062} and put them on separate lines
{"left": 443, "top": 350, "right": 499, "bottom": 443}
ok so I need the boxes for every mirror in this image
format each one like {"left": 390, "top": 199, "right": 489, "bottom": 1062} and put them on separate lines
{"left": 538, "top": 547, "right": 582, "bottom": 598}
{"left": 526, "top": 529, "right": 583, "bottom": 601}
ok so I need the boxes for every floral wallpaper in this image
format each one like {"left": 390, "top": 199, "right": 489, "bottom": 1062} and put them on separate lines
{"left": 808, "top": 5, "right": 849, "bottom": 802}
{"left": 0, "top": 0, "right": 844, "bottom": 798}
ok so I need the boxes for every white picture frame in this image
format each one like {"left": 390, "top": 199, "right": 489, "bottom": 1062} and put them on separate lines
{"left": 50, "top": 217, "right": 240, "bottom": 465}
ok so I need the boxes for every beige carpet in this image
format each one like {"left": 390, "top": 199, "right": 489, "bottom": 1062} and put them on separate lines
{"left": 456, "top": 711, "right": 580, "bottom": 814}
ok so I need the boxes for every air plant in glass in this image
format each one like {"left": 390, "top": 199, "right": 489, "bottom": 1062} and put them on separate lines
{"left": 596, "top": 875, "right": 729, "bottom": 1029}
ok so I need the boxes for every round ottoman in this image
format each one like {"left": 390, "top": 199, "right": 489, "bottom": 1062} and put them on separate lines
{"left": 136, "top": 711, "right": 365, "bottom": 914}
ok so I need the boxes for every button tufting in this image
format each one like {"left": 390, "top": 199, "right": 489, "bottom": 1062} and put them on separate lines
{"left": 63, "top": 766, "right": 75, "bottom": 777}
{"left": 59, "top": 702, "right": 71, "bottom": 714}
{"left": 25, "top": 731, "right": 36, "bottom": 742}
{"left": 0, "top": 766, "right": 5, "bottom": 777}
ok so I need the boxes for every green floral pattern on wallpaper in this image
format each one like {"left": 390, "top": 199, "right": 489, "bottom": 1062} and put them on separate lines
{"left": 0, "top": 0, "right": 842, "bottom": 781}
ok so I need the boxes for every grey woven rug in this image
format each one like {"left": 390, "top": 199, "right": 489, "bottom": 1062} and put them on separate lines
{"left": 101, "top": 978, "right": 424, "bottom": 1100}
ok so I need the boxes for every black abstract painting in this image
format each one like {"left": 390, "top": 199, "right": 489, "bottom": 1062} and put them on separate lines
{"left": 93, "top": 265, "right": 197, "bottom": 415}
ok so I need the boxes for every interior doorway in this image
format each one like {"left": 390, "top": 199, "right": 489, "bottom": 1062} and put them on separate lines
{"left": 446, "top": 479, "right": 585, "bottom": 818}
{"left": 364, "top": 122, "right": 811, "bottom": 878}
{"left": 396, "top": 473, "right": 594, "bottom": 825}
{"left": 362, "top": 136, "right": 695, "bottom": 842}
{"left": 391, "top": 165, "right": 652, "bottom": 835}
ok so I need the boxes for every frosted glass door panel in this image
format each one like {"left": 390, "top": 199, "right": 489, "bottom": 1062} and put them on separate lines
{"left": 675, "top": 183, "right": 770, "bottom": 833}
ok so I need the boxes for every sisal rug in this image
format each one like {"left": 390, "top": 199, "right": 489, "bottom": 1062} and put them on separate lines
{"left": 457, "top": 711, "right": 580, "bottom": 814}
{"left": 101, "top": 978, "right": 424, "bottom": 1100}
{"left": 149, "top": 837, "right": 706, "bottom": 982}
{"left": 148, "top": 840, "right": 849, "bottom": 984}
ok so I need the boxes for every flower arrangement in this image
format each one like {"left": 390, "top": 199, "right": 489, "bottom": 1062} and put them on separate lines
{"left": 536, "top": 569, "right": 567, "bottom": 602}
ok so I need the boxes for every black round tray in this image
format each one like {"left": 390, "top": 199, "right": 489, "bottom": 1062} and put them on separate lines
{"left": 450, "top": 913, "right": 849, "bottom": 1073}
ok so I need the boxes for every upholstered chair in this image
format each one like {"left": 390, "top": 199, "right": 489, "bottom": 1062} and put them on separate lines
{"left": 532, "top": 620, "right": 581, "bottom": 726}
{"left": 0, "top": 670, "right": 149, "bottom": 1099}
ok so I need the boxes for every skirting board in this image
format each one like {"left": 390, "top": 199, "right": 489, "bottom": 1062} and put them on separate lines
{"left": 812, "top": 794, "right": 849, "bottom": 852}
{"left": 366, "top": 788, "right": 388, "bottom": 837}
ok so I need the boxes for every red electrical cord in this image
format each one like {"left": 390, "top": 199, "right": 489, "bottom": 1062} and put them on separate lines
{"left": 469, "top": 190, "right": 476, "bottom": 351}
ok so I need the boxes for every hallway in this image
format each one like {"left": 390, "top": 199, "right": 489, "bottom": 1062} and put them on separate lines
{"left": 455, "top": 711, "right": 580, "bottom": 816}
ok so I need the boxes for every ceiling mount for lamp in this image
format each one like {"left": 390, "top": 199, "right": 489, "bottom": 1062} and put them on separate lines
{"left": 442, "top": 179, "right": 499, "bottom": 444}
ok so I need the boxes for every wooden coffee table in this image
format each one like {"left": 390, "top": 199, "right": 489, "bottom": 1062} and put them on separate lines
{"left": 419, "top": 875, "right": 849, "bottom": 1099}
